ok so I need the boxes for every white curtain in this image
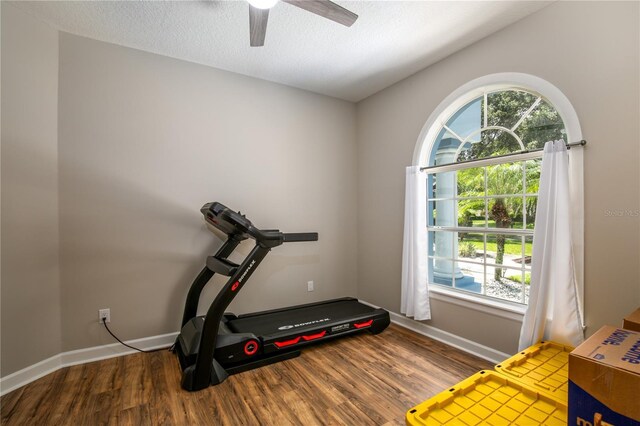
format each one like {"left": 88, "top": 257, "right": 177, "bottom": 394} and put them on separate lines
{"left": 401, "top": 166, "right": 431, "bottom": 320}
{"left": 519, "top": 140, "right": 584, "bottom": 350}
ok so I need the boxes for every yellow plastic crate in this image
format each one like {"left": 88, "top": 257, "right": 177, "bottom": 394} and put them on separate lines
{"left": 494, "top": 341, "right": 573, "bottom": 404}
{"left": 406, "top": 370, "right": 567, "bottom": 426}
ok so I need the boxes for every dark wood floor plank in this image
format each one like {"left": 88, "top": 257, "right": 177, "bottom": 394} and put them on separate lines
{"left": 327, "top": 399, "right": 379, "bottom": 426}
{"left": 114, "top": 403, "right": 152, "bottom": 425}
{"left": 0, "top": 323, "right": 493, "bottom": 425}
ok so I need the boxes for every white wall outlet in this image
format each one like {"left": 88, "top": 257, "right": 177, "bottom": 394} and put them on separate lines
{"left": 307, "top": 281, "right": 314, "bottom": 292}
{"left": 99, "top": 308, "right": 111, "bottom": 323}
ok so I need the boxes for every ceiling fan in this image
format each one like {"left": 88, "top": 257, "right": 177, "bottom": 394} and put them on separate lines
{"left": 247, "top": 0, "right": 358, "bottom": 47}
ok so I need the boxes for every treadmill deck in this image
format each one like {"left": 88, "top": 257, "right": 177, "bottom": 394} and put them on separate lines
{"left": 227, "top": 298, "right": 378, "bottom": 337}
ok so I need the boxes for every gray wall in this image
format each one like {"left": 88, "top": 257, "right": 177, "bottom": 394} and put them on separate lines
{"left": 356, "top": 1, "right": 640, "bottom": 354}
{"left": 2, "top": 0, "right": 639, "bottom": 378}
{"left": 1, "top": 4, "right": 62, "bottom": 375}
{"left": 57, "top": 33, "right": 357, "bottom": 351}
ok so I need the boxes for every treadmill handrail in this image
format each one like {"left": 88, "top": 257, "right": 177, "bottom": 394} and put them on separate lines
{"left": 251, "top": 230, "right": 318, "bottom": 248}
{"left": 283, "top": 233, "right": 319, "bottom": 242}
{"left": 185, "top": 243, "right": 271, "bottom": 390}
{"left": 202, "top": 202, "right": 318, "bottom": 248}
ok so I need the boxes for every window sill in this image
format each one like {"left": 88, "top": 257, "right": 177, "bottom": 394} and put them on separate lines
{"left": 428, "top": 285, "right": 526, "bottom": 322}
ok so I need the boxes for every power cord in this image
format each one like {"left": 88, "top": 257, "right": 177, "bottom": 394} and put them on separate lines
{"left": 101, "top": 318, "right": 171, "bottom": 353}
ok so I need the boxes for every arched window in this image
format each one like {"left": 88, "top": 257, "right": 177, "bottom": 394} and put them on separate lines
{"left": 416, "top": 74, "right": 583, "bottom": 308}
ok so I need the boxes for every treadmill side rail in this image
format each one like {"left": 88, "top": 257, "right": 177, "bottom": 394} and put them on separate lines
{"left": 258, "top": 305, "right": 390, "bottom": 354}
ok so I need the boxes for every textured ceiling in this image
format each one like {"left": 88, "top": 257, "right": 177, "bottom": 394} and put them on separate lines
{"left": 9, "top": 1, "right": 550, "bottom": 102}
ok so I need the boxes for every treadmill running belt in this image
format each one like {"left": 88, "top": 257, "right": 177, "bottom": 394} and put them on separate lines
{"left": 227, "top": 299, "right": 375, "bottom": 337}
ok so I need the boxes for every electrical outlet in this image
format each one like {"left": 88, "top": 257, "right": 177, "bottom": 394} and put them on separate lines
{"left": 307, "top": 281, "right": 314, "bottom": 292}
{"left": 99, "top": 308, "right": 111, "bottom": 323}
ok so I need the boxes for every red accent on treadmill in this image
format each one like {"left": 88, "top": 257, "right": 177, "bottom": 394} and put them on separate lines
{"left": 231, "top": 282, "right": 240, "bottom": 291}
{"left": 302, "top": 330, "right": 326, "bottom": 341}
{"left": 244, "top": 340, "right": 259, "bottom": 356}
{"left": 274, "top": 337, "right": 301, "bottom": 348}
{"left": 353, "top": 319, "right": 373, "bottom": 329}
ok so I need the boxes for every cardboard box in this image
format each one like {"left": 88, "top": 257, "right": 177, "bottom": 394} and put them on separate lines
{"left": 623, "top": 307, "right": 640, "bottom": 332}
{"left": 569, "top": 326, "right": 640, "bottom": 425}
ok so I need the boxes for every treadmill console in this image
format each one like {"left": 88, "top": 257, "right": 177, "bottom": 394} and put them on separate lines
{"left": 201, "top": 201, "right": 316, "bottom": 248}
{"left": 201, "top": 202, "right": 253, "bottom": 237}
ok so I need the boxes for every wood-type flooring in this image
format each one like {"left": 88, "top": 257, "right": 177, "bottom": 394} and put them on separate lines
{"left": 1, "top": 324, "right": 493, "bottom": 425}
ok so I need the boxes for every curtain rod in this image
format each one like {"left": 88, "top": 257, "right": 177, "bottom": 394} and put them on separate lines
{"left": 420, "top": 139, "right": 587, "bottom": 172}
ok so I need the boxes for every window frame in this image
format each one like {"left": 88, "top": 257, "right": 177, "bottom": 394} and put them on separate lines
{"left": 413, "top": 73, "right": 584, "bottom": 320}
{"left": 426, "top": 154, "right": 540, "bottom": 305}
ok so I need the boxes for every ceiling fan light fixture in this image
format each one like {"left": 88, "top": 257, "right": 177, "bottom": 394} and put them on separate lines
{"left": 247, "top": 0, "right": 359, "bottom": 47}
{"left": 248, "top": 0, "right": 278, "bottom": 10}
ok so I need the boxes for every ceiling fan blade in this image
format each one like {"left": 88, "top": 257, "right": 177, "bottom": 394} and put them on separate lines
{"left": 249, "top": 5, "right": 269, "bottom": 47}
{"left": 282, "top": 0, "right": 358, "bottom": 27}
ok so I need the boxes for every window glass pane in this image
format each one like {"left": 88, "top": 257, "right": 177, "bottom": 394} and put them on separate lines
{"left": 455, "top": 261, "right": 483, "bottom": 294}
{"left": 457, "top": 129, "right": 522, "bottom": 162}
{"left": 507, "top": 236, "right": 533, "bottom": 269}
{"left": 485, "top": 265, "right": 527, "bottom": 304}
{"left": 511, "top": 237, "right": 530, "bottom": 268}
{"left": 457, "top": 232, "right": 484, "bottom": 260}
{"left": 429, "top": 128, "right": 462, "bottom": 167}
{"left": 524, "top": 196, "right": 537, "bottom": 229}
{"left": 457, "top": 166, "right": 484, "bottom": 196}
{"left": 429, "top": 231, "right": 455, "bottom": 287}
{"left": 524, "top": 236, "right": 533, "bottom": 266}
{"left": 427, "top": 230, "right": 434, "bottom": 256}
{"left": 503, "top": 270, "right": 530, "bottom": 286}
{"left": 427, "top": 200, "right": 434, "bottom": 227}
{"left": 445, "top": 96, "right": 482, "bottom": 142}
{"left": 485, "top": 233, "right": 524, "bottom": 268}
{"left": 426, "top": 173, "right": 435, "bottom": 200}
{"left": 429, "top": 171, "right": 456, "bottom": 200}
{"left": 429, "top": 231, "right": 454, "bottom": 258}
{"left": 487, "top": 162, "right": 523, "bottom": 196}
{"left": 487, "top": 197, "right": 524, "bottom": 229}
{"left": 430, "top": 200, "right": 455, "bottom": 227}
{"left": 431, "top": 258, "right": 454, "bottom": 287}
{"left": 486, "top": 90, "right": 538, "bottom": 130}
{"left": 525, "top": 159, "right": 541, "bottom": 194}
{"left": 516, "top": 99, "right": 567, "bottom": 150}
{"left": 457, "top": 199, "right": 485, "bottom": 228}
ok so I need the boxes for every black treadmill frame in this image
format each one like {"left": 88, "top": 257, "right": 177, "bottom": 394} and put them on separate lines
{"left": 176, "top": 202, "right": 389, "bottom": 392}
{"left": 179, "top": 243, "right": 272, "bottom": 391}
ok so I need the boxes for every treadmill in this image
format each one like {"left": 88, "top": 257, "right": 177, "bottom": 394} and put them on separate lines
{"left": 174, "top": 202, "right": 390, "bottom": 391}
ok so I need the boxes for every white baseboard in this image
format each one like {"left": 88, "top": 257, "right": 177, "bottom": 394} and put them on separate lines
{"left": 0, "top": 332, "right": 178, "bottom": 396}
{"left": 0, "top": 354, "right": 62, "bottom": 398}
{"left": 60, "top": 331, "right": 178, "bottom": 368}
{"left": 359, "top": 299, "right": 510, "bottom": 364}
{"left": 2, "top": 302, "right": 511, "bottom": 396}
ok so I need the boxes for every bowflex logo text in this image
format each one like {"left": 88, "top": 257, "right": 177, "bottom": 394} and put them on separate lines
{"left": 278, "top": 318, "right": 330, "bottom": 331}
{"left": 239, "top": 260, "right": 256, "bottom": 283}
